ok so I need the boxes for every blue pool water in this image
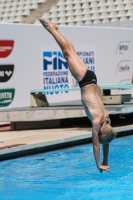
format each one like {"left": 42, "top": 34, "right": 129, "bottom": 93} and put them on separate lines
{"left": 0, "top": 135, "right": 133, "bottom": 200}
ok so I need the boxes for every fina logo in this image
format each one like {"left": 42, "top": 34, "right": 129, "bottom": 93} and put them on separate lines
{"left": 43, "top": 52, "right": 68, "bottom": 70}
{"left": 43, "top": 51, "right": 69, "bottom": 95}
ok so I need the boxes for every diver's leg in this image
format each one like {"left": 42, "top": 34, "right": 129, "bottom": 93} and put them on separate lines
{"left": 39, "top": 18, "right": 88, "bottom": 81}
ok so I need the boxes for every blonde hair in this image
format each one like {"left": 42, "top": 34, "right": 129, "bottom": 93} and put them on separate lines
{"left": 98, "top": 123, "right": 117, "bottom": 144}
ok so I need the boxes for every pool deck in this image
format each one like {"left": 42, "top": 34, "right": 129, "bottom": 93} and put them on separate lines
{"left": 0, "top": 124, "right": 133, "bottom": 161}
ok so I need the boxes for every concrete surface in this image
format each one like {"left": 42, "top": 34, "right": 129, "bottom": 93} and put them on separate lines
{"left": 0, "top": 124, "right": 133, "bottom": 161}
{"left": 0, "top": 99, "right": 133, "bottom": 122}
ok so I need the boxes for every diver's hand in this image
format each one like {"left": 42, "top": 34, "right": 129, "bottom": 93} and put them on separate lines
{"left": 98, "top": 164, "right": 110, "bottom": 173}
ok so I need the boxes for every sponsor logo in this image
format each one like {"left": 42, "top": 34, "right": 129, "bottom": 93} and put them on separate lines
{"left": 0, "top": 40, "right": 14, "bottom": 58}
{"left": 119, "top": 65, "right": 130, "bottom": 72}
{"left": 116, "top": 60, "right": 132, "bottom": 86}
{"left": 0, "top": 65, "right": 14, "bottom": 82}
{"left": 116, "top": 41, "right": 131, "bottom": 55}
{"left": 0, "top": 88, "right": 15, "bottom": 107}
{"left": 116, "top": 60, "right": 131, "bottom": 73}
{"left": 119, "top": 45, "right": 128, "bottom": 51}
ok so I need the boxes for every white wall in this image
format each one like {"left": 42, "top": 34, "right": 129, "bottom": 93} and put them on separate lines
{"left": 0, "top": 23, "right": 133, "bottom": 108}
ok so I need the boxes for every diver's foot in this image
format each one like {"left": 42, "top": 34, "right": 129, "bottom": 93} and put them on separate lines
{"left": 38, "top": 18, "right": 58, "bottom": 33}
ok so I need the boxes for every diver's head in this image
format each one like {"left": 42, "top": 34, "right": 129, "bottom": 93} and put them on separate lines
{"left": 99, "top": 123, "right": 117, "bottom": 144}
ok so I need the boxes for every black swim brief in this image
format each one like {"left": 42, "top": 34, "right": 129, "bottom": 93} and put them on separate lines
{"left": 78, "top": 70, "right": 97, "bottom": 88}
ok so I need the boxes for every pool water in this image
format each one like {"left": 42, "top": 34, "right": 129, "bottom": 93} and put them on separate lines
{"left": 0, "top": 135, "right": 133, "bottom": 200}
